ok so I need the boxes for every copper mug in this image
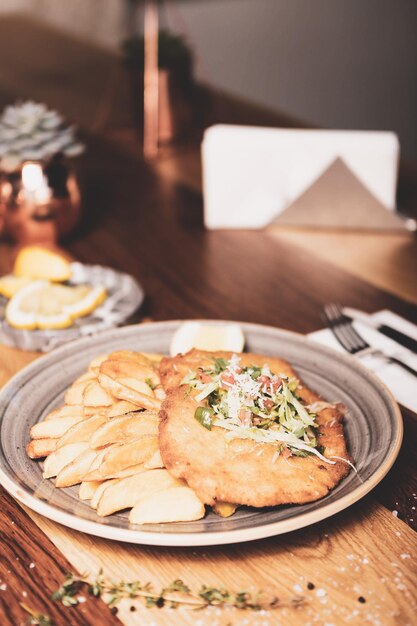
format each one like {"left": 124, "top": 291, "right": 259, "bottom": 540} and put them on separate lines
{"left": 0, "top": 156, "right": 81, "bottom": 246}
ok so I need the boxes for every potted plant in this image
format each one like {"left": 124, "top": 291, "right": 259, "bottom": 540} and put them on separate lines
{"left": 0, "top": 101, "right": 84, "bottom": 245}
{"left": 121, "top": 29, "right": 195, "bottom": 142}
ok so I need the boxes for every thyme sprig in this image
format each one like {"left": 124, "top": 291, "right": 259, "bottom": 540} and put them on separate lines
{"left": 51, "top": 570, "right": 305, "bottom": 611}
{"left": 20, "top": 603, "right": 53, "bottom": 626}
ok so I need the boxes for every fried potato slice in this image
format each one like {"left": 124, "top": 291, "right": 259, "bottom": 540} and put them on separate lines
{"left": 57, "top": 414, "right": 109, "bottom": 448}
{"left": 85, "top": 435, "right": 159, "bottom": 481}
{"left": 83, "top": 405, "right": 108, "bottom": 417}
{"left": 90, "top": 478, "right": 120, "bottom": 509}
{"left": 44, "top": 405, "right": 84, "bottom": 421}
{"left": 98, "top": 373, "right": 161, "bottom": 410}
{"left": 87, "top": 448, "right": 108, "bottom": 473}
{"left": 129, "top": 486, "right": 205, "bottom": 524}
{"left": 79, "top": 480, "right": 102, "bottom": 501}
{"left": 141, "top": 352, "right": 163, "bottom": 365}
{"left": 144, "top": 449, "right": 164, "bottom": 469}
{"left": 42, "top": 442, "right": 89, "bottom": 479}
{"left": 30, "top": 415, "right": 84, "bottom": 440}
{"left": 80, "top": 464, "right": 146, "bottom": 486}
{"left": 76, "top": 371, "right": 97, "bottom": 384}
{"left": 64, "top": 379, "right": 92, "bottom": 405}
{"left": 213, "top": 502, "right": 238, "bottom": 517}
{"left": 26, "top": 438, "right": 57, "bottom": 459}
{"left": 96, "top": 469, "right": 181, "bottom": 517}
{"left": 88, "top": 353, "right": 109, "bottom": 374}
{"left": 111, "top": 463, "right": 148, "bottom": 479}
{"left": 83, "top": 381, "right": 114, "bottom": 407}
{"left": 100, "top": 359, "right": 160, "bottom": 387}
{"left": 105, "top": 400, "right": 139, "bottom": 418}
{"left": 108, "top": 351, "right": 154, "bottom": 367}
{"left": 55, "top": 448, "right": 98, "bottom": 488}
{"left": 89, "top": 411, "right": 158, "bottom": 450}
{"left": 118, "top": 377, "right": 155, "bottom": 396}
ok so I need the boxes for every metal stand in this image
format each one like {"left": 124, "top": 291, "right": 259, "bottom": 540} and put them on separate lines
{"left": 143, "top": 0, "right": 159, "bottom": 159}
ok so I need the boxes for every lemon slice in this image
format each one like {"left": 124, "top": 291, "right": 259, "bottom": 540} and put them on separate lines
{"left": 14, "top": 246, "right": 72, "bottom": 282}
{"left": 6, "top": 280, "right": 58, "bottom": 330}
{"left": 0, "top": 274, "right": 33, "bottom": 298}
{"left": 6, "top": 281, "right": 107, "bottom": 330}
{"left": 63, "top": 285, "right": 107, "bottom": 319}
{"left": 170, "top": 322, "right": 245, "bottom": 356}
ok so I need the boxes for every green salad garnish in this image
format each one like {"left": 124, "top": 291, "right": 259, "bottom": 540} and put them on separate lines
{"left": 182, "top": 355, "right": 333, "bottom": 464}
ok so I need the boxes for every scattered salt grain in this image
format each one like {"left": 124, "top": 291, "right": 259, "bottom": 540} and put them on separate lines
{"left": 400, "top": 554, "right": 410, "bottom": 560}
{"left": 29, "top": 563, "right": 35, "bottom": 569}
{"left": 395, "top": 531, "right": 401, "bottom": 537}
{"left": 362, "top": 557, "right": 369, "bottom": 564}
{"left": 293, "top": 583, "right": 303, "bottom": 594}
{"left": 22, "top": 591, "right": 27, "bottom": 598}
{"left": 0, "top": 584, "right": 7, "bottom": 591}
{"left": 77, "top": 596, "right": 86, "bottom": 603}
{"left": 392, "top": 510, "right": 398, "bottom": 517}
{"left": 316, "top": 589, "right": 327, "bottom": 598}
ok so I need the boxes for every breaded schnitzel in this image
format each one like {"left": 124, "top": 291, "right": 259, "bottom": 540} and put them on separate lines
{"left": 159, "top": 349, "right": 351, "bottom": 507}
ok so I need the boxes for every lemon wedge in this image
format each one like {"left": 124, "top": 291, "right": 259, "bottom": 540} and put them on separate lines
{"left": 170, "top": 322, "right": 245, "bottom": 356}
{"left": 6, "top": 281, "right": 107, "bottom": 330}
{"left": 14, "top": 246, "right": 72, "bottom": 282}
{"left": 0, "top": 274, "right": 33, "bottom": 298}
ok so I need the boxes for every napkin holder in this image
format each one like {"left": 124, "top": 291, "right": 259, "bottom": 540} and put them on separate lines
{"left": 202, "top": 124, "right": 412, "bottom": 232}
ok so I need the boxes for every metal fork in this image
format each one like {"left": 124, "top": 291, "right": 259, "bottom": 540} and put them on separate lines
{"left": 323, "top": 303, "right": 417, "bottom": 379}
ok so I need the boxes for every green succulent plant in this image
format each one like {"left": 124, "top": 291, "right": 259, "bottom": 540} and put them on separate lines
{"left": 0, "top": 101, "right": 84, "bottom": 172}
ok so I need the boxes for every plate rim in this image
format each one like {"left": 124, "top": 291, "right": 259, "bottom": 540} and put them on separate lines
{"left": 0, "top": 319, "right": 403, "bottom": 546}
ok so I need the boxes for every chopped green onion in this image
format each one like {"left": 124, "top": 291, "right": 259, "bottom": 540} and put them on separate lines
{"left": 213, "top": 358, "right": 228, "bottom": 374}
{"left": 248, "top": 366, "right": 262, "bottom": 380}
{"left": 195, "top": 406, "right": 214, "bottom": 430}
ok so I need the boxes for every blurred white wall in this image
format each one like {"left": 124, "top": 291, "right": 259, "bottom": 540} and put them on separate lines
{"left": 1, "top": 0, "right": 416, "bottom": 158}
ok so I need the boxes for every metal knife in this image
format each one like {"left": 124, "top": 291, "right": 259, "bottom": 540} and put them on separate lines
{"left": 343, "top": 307, "right": 417, "bottom": 354}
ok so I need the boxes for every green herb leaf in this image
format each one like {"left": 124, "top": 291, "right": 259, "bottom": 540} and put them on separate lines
{"left": 20, "top": 603, "right": 53, "bottom": 626}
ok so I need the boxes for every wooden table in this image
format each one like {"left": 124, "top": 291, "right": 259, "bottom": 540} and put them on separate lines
{"left": 0, "top": 130, "right": 416, "bottom": 625}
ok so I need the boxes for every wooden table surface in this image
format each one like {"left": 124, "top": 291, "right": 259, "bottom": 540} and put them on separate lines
{"left": 0, "top": 131, "right": 416, "bottom": 626}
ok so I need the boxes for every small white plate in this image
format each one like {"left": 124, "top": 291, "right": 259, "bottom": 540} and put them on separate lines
{"left": 0, "top": 262, "right": 144, "bottom": 351}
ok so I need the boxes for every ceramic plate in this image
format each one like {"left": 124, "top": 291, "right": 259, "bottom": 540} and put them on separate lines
{"left": 0, "top": 262, "right": 144, "bottom": 352}
{"left": 0, "top": 320, "right": 402, "bottom": 546}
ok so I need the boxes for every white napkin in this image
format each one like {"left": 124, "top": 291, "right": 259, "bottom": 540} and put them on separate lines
{"left": 202, "top": 125, "right": 399, "bottom": 229}
{"left": 309, "top": 309, "right": 417, "bottom": 413}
